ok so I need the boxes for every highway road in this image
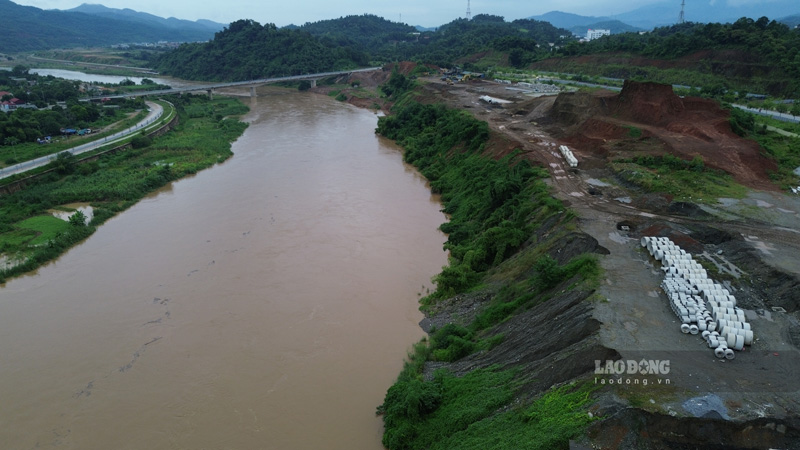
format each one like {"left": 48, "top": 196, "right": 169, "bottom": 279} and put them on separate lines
{"left": 0, "top": 101, "right": 164, "bottom": 180}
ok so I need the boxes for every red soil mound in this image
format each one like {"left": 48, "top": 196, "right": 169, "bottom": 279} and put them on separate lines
{"left": 551, "top": 80, "right": 779, "bottom": 191}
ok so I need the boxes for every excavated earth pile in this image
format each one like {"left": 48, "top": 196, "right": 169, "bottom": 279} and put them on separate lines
{"left": 549, "top": 80, "right": 779, "bottom": 191}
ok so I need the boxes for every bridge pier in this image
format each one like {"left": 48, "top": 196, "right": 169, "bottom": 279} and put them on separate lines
{"left": 250, "top": 86, "right": 256, "bottom": 98}
{"left": 311, "top": 79, "right": 317, "bottom": 88}
{"left": 207, "top": 89, "right": 213, "bottom": 100}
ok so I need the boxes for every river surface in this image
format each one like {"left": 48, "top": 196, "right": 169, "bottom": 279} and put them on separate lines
{"left": 0, "top": 88, "right": 448, "bottom": 448}
{"left": 29, "top": 68, "right": 199, "bottom": 89}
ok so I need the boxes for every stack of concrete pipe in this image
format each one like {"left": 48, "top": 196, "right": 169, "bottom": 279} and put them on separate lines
{"left": 641, "top": 236, "right": 752, "bottom": 360}
{"left": 558, "top": 145, "right": 578, "bottom": 168}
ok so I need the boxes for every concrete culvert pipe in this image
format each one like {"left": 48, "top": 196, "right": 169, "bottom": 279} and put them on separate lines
{"left": 708, "top": 337, "right": 719, "bottom": 348}
{"left": 726, "top": 333, "right": 737, "bottom": 348}
{"left": 744, "top": 330, "right": 754, "bottom": 345}
{"left": 733, "top": 334, "right": 745, "bottom": 350}
{"left": 731, "top": 321, "right": 751, "bottom": 331}
{"left": 714, "top": 347, "right": 726, "bottom": 358}
{"left": 681, "top": 324, "right": 691, "bottom": 334}
{"left": 725, "top": 348, "right": 736, "bottom": 360}
{"left": 689, "top": 325, "right": 699, "bottom": 334}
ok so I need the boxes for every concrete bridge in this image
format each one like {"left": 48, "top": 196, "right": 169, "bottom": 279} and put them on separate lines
{"left": 88, "top": 67, "right": 383, "bottom": 100}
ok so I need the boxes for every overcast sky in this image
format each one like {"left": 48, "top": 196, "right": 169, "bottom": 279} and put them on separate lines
{"left": 12, "top": 0, "right": 685, "bottom": 27}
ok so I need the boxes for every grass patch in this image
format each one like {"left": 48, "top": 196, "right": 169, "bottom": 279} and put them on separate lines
{"left": 470, "top": 254, "right": 600, "bottom": 332}
{"left": 17, "top": 215, "right": 71, "bottom": 245}
{"left": 0, "top": 228, "right": 37, "bottom": 249}
{"left": 379, "top": 369, "right": 599, "bottom": 450}
{"left": 626, "top": 126, "right": 643, "bottom": 138}
{"left": 610, "top": 154, "right": 748, "bottom": 200}
{"left": 612, "top": 374, "right": 679, "bottom": 413}
{"left": 752, "top": 129, "right": 800, "bottom": 190}
{"left": 379, "top": 366, "right": 517, "bottom": 450}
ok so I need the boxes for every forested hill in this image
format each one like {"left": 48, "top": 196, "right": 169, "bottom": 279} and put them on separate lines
{"left": 400, "top": 15, "right": 572, "bottom": 67}
{"left": 0, "top": 0, "right": 218, "bottom": 52}
{"left": 152, "top": 19, "right": 370, "bottom": 81}
{"left": 298, "top": 14, "right": 418, "bottom": 61}
{"left": 298, "top": 14, "right": 573, "bottom": 67}
{"left": 152, "top": 14, "right": 574, "bottom": 81}
{"left": 548, "top": 17, "right": 800, "bottom": 96}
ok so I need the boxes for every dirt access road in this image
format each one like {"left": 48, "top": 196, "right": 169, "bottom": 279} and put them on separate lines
{"left": 417, "top": 75, "right": 800, "bottom": 420}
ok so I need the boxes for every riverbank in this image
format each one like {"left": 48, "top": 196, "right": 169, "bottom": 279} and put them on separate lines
{"left": 0, "top": 87, "right": 450, "bottom": 449}
{"left": 0, "top": 94, "right": 248, "bottom": 284}
{"left": 351, "top": 65, "right": 800, "bottom": 449}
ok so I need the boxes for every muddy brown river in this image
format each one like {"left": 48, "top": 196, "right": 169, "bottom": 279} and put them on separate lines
{"left": 0, "top": 89, "right": 447, "bottom": 449}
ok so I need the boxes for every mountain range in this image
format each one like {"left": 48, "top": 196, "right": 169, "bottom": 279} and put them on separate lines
{"left": 1, "top": 0, "right": 799, "bottom": 53}
{"left": 0, "top": 0, "right": 224, "bottom": 52}
{"left": 531, "top": 0, "right": 800, "bottom": 31}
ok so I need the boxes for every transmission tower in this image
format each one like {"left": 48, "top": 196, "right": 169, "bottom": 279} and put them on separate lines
{"left": 466, "top": 0, "right": 471, "bottom": 20}
{"left": 679, "top": 0, "right": 685, "bottom": 24}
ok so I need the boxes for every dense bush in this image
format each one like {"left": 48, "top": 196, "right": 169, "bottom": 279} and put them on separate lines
{"left": 378, "top": 101, "right": 554, "bottom": 299}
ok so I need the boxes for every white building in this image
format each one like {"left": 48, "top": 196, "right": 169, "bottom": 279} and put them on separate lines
{"left": 586, "top": 29, "right": 611, "bottom": 41}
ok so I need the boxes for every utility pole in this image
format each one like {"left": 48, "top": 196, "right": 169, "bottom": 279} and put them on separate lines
{"left": 466, "top": 0, "right": 471, "bottom": 20}
{"left": 679, "top": 0, "right": 686, "bottom": 24}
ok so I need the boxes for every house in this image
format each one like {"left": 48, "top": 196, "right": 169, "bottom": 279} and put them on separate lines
{"left": 586, "top": 29, "right": 611, "bottom": 41}
{"left": 1, "top": 96, "right": 25, "bottom": 112}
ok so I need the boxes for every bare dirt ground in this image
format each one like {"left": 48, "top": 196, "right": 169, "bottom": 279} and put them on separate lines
{"left": 414, "top": 75, "right": 800, "bottom": 423}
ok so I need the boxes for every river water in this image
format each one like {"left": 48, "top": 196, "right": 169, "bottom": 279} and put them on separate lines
{"left": 29, "top": 68, "right": 200, "bottom": 89}
{"left": 0, "top": 88, "right": 447, "bottom": 448}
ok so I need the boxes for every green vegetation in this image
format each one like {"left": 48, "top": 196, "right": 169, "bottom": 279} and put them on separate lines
{"left": 553, "top": 18, "right": 800, "bottom": 97}
{"left": 380, "top": 69, "right": 415, "bottom": 100}
{"left": 610, "top": 154, "right": 748, "bottom": 200}
{"left": 728, "top": 108, "right": 800, "bottom": 189}
{"left": 379, "top": 354, "right": 598, "bottom": 450}
{"left": 758, "top": 132, "right": 800, "bottom": 189}
{"left": 380, "top": 366, "right": 516, "bottom": 450}
{"left": 153, "top": 19, "right": 370, "bottom": 81}
{"left": 393, "top": 15, "right": 571, "bottom": 69}
{"left": 376, "top": 95, "right": 604, "bottom": 449}
{"left": 296, "top": 14, "right": 420, "bottom": 64}
{"left": 17, "top": 215, "right": 71, "bottom": 245}
{"left": 377, "top": 101, "right": 557, "bottom": 300}
{"left": 626, "top": 126, "right": 643, "bottom": 138}
{"left": 0, "top": 68, "right": 155, "bottom": 164}
{"left": 0, "top": 0, "right": 217, "bottom": 52}
{"left": 0, "top": 95, "right": 248, "bottom": 284}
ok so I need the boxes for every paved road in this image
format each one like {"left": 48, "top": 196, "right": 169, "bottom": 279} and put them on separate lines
{"left": 0, "top": 101, "right": 164, "bottom": 180}
{"left": 732, "top": 104, "right": 800, "bottom": 124}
